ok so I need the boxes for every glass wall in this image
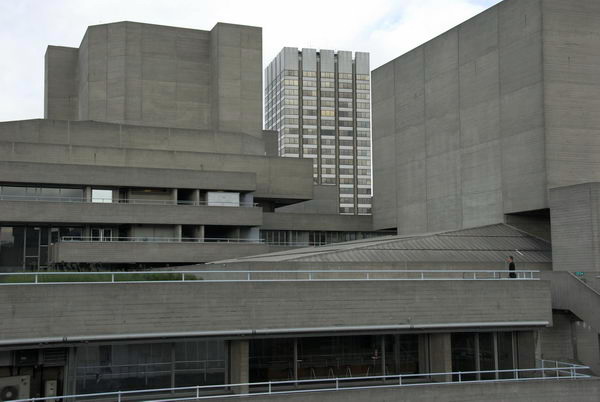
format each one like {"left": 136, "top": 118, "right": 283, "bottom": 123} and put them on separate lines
{"left": 249, "top": 335, "right": 420, "bottom": 383}
{"left": 73, "top": 340, "right": 226, "bottom": 394}
{"left": 0, "top": 225, "right": 82, "bottom": 270}
{"left": 297, "top": 336, "right": 382, "bottom": 379}
{"left": 388, "top": 335, "right": 419, "bottom": 375}
{"left": 0, "top": 185, "right": 83, "bottom": 201}
{"left": 260, "top": 230, "right": 393, "bottom": 246}
{"left": 249, "top": 339, "right": 294, "bottom": 382}
{"left": 451, "top": 332, "right": 515, "bottom": 381}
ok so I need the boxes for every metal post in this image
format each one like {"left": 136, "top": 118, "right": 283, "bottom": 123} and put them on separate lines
{"left": 117, "top": 391, "right": 121, "bottom": 402}
{"left": 366, "top": 272, "right": 369, "bottom": 280}
{"left": 268, "top": 381, "right": 272, "bottom": 394}
{"left": 182, "top": 273, "right": 185, "bottom": 282}
{"left": 111, "top": 273, "right": 115, "bottom": 283}
{"left": 309, "top": 272, "right": 312, "bottom": 280}
{"left": 35, "top": 274, "right": 38, "bottom": 284}
{"left": 556, "top": 360, "right": 559, "bottom": 378}
{"left": 336, "top": 378, "right": 339, "bottom": 390}
{"left": 399, "top": 374, "right": 402, "bottom": 385}
{"left": 247, "top": 272, "right": 251, "bottom": 281}
{"left": 421, "top": 272, "right": 424, "bottom": 280}
{"left": 458, "top": 372, "right": 461, "bottom": 382}
{"left": 541, "top": 359, "right": 545, "bottom": 378}
{"left": 196, "top": 385, "right": 200, "bottom": 398}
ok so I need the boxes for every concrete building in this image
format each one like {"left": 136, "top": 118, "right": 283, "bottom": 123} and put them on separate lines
{"left": 372, "top": 0, "right": 600, "bottom": 241}
{"left": 0, "top": 22, "right": 383, "bottom": 271}
{"left": 1, "top": 1, "right": 600, "bottom": 400}
{"left": 265, "top": 48, "right": 372, "bottom": 215}
{"left": 369, "top": 0, "right": 600, "bottom": 398}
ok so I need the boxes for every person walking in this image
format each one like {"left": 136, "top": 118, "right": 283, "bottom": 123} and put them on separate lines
{"left": 507, "top": 256, "right": 516, "bottom": 278}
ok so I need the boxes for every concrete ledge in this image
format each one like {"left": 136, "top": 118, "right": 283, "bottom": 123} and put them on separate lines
{"left": 263, "top": 212, "right": 373, "bottom": 232}
{"left": 0, "top": 160, "right": 257, "bottom": 191}
{"left": 0, "top": 200, "right": 263, "bottom": 226}
{"left": 0, "top": 279, "right": 552, "bottom": 345}
{"left": 203, "top": 377, "right": 600, "bottom": 402}
{"left": 49, "top": 242, "right": 274, "bottom": 263}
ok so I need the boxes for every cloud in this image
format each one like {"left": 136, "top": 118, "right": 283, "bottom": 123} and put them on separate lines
{"left": 0, "top": 0, "right": 500, "bottom": 121}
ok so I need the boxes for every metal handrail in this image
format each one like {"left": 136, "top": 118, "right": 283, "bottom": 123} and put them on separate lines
{"left": 59, "top": 236, "right": 265, "bottom": 243}
{"left": 58, "top": 237, "right": 345, "bottom": 247}
{"left": 0, "top": 269, "right": 540, "bottom": 285}
{"left": 0, "top": 194, "right": 258, "bottom": 207}
{"left": 11, "top": 361, "right": 590, "bottom": 402}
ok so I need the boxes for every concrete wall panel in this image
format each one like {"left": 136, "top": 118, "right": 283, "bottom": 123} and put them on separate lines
{"left": 0, "top": 279, "right": 551, "bottom": 343}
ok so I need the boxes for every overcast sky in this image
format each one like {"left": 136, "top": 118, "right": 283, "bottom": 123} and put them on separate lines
{"left": 0, "top": 0, "right": 500, "bottom": 122}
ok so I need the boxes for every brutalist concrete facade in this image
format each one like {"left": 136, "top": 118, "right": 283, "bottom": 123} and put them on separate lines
{"left": 45, "top": 22, "right": 263, "bottom": 137}
{"left": 0, "top": 22, "right": 379, "bottom": 270}
{"left": 372, "top": 0, "right": 600, "bottom": 236}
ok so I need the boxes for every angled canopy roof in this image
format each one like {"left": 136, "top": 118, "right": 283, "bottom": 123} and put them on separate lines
{"left": 213, "top": 224, "right": 551, "bottom": 264}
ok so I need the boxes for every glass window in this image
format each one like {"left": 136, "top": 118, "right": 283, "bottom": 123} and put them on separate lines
{"left": 497, "top": 332, "right": 514, "bottom": 379}
{"left": 0, "top": 226, "right": 24, "bottom": 269}
{"left": 298, "top": 336, "right": 382, "bottom": 379}
{"left": 479, "top": 333, "right": 495, "bottom": 380}
{"left": 250, "top": 339, "right": 294, "bottom": 382}
{"left": 92, "top": 189, "right": 113, "bottom": 203}
{"left": 451, "top": 333, "right": 477, "bottom": 381}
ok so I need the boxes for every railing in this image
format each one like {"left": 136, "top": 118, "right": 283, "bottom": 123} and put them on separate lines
{"left": 0, "top": 194, "right": 257, "bottom": 207}
{"left": 0, "top": 269, "right": 540, "bottom": 285}
{"left": 60, "top": 236, "right": 265, "bottom": 243}
{"left": 58, "top": 236, "right": 350, "bottom": 247}
{"left": 11, "top": 360, "right": 590, "bottom": 402}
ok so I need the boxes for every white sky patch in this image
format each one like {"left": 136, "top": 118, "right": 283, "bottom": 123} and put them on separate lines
{"left": 0, "top": 0, "right": 500, "bottom": 121}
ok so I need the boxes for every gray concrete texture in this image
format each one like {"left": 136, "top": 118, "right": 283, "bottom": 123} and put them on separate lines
{"left": 540, "top": 271, "right": 600, "bottom": 373}
{"left": 262, "top": 212, "right": 373, "bottom": 232}
{"left": 45, "top": 22, "right": 263, "bottom": 137}
{"left": 202, "top": 378, "right": 600, "bottom": 402}
{"left": 0, "top": 280, "right": 551, "bottom": 345}
{"left": 550, "top": 183, "right": 600, "bottom": 272}
{"left": 540, "top": 311, "right": 600, "bottom": 375}
{"left": 372, "top": 0, "right": 600, "bottom": 233}
{"left": 49, "top": 241, "right": 282, "bottom": 264}
{"left": 0, "top": 121, "right": 314, "bottom": 202}
{"left": 0, "top": 161, "right": 257, "bottom": 192}
{"left": 0, "top": 119, "right": 267, "bottom": 156}
{"left": 276, "top": 186, "right": 344, "bottom": 215}
{"left": 0, "top": 201, "right": 263, "bottom": 226}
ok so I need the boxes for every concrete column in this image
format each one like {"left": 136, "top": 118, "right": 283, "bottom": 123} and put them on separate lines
{"left": 84, "top": 186, "right": 92, "bottom": 202}
{"left": 174, "top": 225, "right": 182, "bottom": 241}
{"left": 229, "top": 340, "right": 249, "bottom": 394}
{"left": 195, "top": 225, "right": 205, "bottom": 242}
{"left": 192, "top": 189, "right": 201, "bottom": 206}
{"left": 429, "top": 333, "right": 452, "bottom": 382}
{"left": 418, "top": 334, "right": 430, "bottom": 374}
{"left": 516, "top": 331, "right": 536, "bottom": 371}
